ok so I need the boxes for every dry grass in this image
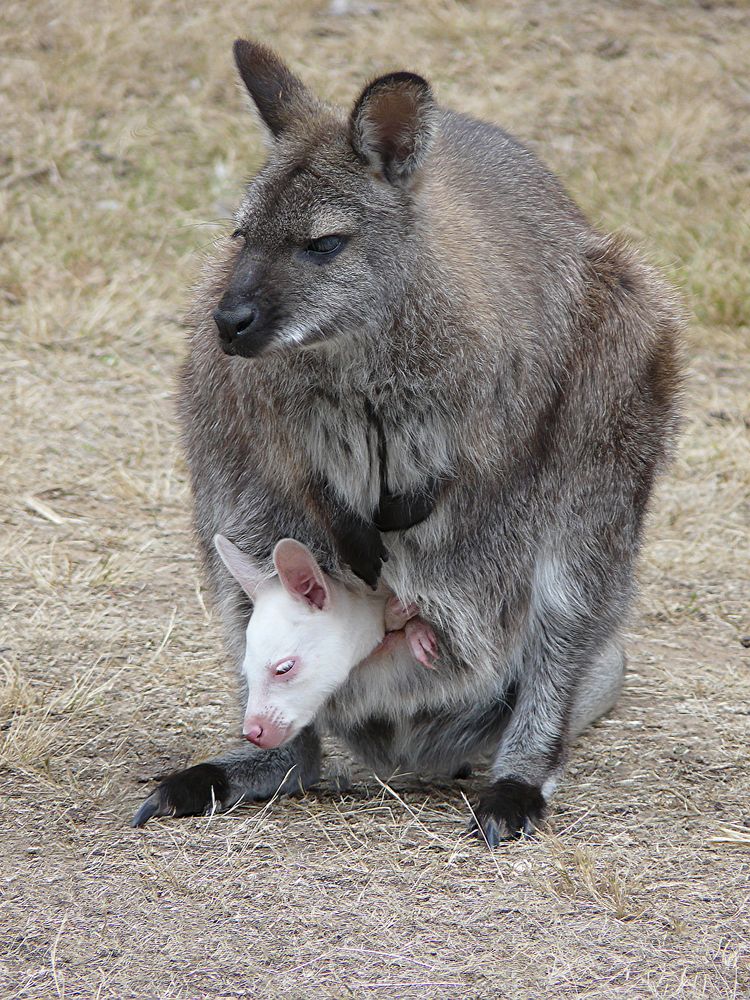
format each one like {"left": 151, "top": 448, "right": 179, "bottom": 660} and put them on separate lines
{"left": 1, "top": 1, "right": 749, "bottom": 997}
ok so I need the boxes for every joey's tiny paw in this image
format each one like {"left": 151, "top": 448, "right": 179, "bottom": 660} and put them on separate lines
{"left": 468, "top": 778, "right": 546, "bottom": 847}
{"left": 404, "top": 618, "right": 439, "bottom": 669}
{"left": 131, "top": 762, "right": 230, "bottom": 827}
{"left": 384, "top": 597, "right": 419, "bottom": 631}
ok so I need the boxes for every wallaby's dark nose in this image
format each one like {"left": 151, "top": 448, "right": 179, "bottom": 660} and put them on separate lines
{"left": 213, "top": 303, "right": 260, "bottom": 348}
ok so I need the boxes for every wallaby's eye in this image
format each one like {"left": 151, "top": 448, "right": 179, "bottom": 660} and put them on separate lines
{"left": 305, "top": 234, "right": 346, "bottom": 259}
{"left": 274, "top": 658, "right": 296, "bottom": 676}
{"left": 231, "top": 228, "right": 246, "bottom": 241}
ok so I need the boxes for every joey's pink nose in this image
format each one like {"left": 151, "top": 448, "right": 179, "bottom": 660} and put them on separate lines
{"left": 243, "top": 716, "right": 290, "bottom": 749}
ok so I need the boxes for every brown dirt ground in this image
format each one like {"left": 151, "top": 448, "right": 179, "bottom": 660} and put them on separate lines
{"left": 1, "top": 1, "right": 748, "bottom": 997}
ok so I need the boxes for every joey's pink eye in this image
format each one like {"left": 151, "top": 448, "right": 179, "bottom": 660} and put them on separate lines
{"left": 274, "top": 659, "right": 296, "bottom": 676}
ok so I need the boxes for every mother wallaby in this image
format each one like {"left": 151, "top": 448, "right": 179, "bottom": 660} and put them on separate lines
{"left": 133, "top": 40, "right": 682, "bottom": 843}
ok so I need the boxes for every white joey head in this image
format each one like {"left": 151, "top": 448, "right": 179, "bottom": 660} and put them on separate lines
{"left": 213, "top": 534, "right": 388, "bottom": 749}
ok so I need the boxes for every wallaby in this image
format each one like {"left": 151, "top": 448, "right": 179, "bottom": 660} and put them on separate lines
{"left": 133, "top": 40, "right": 682, "bottom": 844}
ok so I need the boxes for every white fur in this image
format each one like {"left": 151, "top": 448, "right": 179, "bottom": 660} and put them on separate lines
{"left": 214, "top": 533, "right": 390, "bottom": 742}
{"left": 279, "top": 321, "right": 315, "bottom": 347}
{"left": 241, "top": 575, "right": 387, "bottom": 739}
{"left": 531, "top": 552, "right": 588, "bottom": 622}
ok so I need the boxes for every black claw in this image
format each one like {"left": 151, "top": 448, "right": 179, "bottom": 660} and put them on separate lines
{"left": 487, "top": 823, "right": 501, "bottom": 849}
{"left": 469, "top": 778, "right": 546, "bottom": 846}
{"left": 131, "top": 762, "right": 230, "bottom": 827}
{"left": 131, "top": 795, "right": 162, "bottom": 828}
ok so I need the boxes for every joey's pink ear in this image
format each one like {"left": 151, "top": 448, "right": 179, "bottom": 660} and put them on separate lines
{"left": 272, "top": 539, "right": 330, "bottom": 611}
{"left": 214, "top": 534, "right": 266, "bottom": 599}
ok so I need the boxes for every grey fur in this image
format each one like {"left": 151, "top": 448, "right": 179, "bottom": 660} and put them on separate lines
{"left": 209, "top": 726, "right": 322, "bottom": 803}
{"left": 134, "top": 40, "right": 682, "bottom": 841}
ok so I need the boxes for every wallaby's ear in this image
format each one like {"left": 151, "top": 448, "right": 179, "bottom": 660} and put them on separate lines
{"left": 214, "top": 534, "right": 267, "bottom": 599}
{"left": 350, "top": 72, "right": 437, "bottom": 185}
{"left": 233, "top": 39, "right": 314, "bottom": 139}
{"left": 272, "top": 539, "right": 330, "bottom": 612}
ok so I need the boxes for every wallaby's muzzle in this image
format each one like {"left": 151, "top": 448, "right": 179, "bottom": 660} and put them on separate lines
{"left": 213, "top": 299, "right": 268, "bottom": 357}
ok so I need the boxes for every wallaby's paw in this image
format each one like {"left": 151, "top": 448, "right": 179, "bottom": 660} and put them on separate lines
{"left": 337, "top": 525, "right": 387, "bottom": 591}
{"left": 131, "top": 763, "right": 230, "bottom": 827}
{"left": 468, "top": 778, "right": 546, "bottom": 847}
